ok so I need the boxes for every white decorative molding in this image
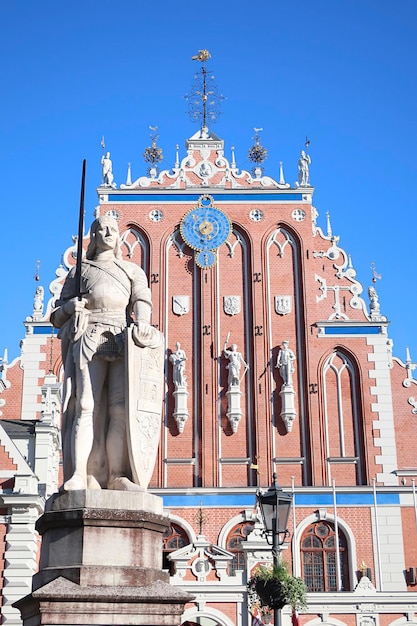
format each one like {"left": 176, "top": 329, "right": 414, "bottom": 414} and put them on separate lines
{"left": 168, "top": 533, "right": 233, "bottom": 584}
{"left": 225, "top": 231, "right": 243, "bottom": 259}
{"left": 407, "top": 397, "right": 417, "bottom": 415}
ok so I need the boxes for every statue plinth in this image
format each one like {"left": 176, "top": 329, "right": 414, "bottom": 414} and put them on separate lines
{"left": 279, "top": 385, "right": 296, "bottom": 433}
{"left": 14, "top": 490, "right": 192, "bottom": 625}
{"left": 173, "top": 385, "right": 189, "bottom": 433}
{"left": 226, "top": 385, "right": 243, "bottom": 433}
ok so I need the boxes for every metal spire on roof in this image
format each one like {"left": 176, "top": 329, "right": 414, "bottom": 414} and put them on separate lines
{"left": 185, "top": 50, "right": 225, "bottom": 133}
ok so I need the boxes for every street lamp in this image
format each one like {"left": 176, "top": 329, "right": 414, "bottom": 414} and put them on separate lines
{"left": 256, "top": 473, "right": 293, "bottom": 626}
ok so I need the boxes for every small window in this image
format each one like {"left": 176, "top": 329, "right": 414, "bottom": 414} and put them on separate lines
{"left": 226, "top": 522, "right": 255, "bottom": 575}
{"left": 301, "top": 521, "right": 349, "bottom": 591}
{"left": 162, "top": 523, "right": 189, "bottom": 573}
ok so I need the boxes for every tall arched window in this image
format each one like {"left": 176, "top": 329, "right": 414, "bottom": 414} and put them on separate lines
{"left": 226, "top": 521, "right": 255, "bottom": 575}
{"left": 162, "top": 523, "right": 189, "bottom": 573}
{"left": 321, "top": 350, "right": 366, "bottom": 485}
{"left": 301, "top": 521, "right": 349, "bottom": 591}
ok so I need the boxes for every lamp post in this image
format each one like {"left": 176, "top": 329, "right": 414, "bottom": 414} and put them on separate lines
{"left": 256, "top": 473, "right": 293, "bottom": 626}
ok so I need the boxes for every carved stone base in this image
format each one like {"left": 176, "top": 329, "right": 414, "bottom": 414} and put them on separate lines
{"left": 173, "top": 386, "right": 189, "bottom": 433}
{"left": 226, "top": 385, "right": 243, "bottom": 433}
{"left": 279, "top": 385, "right": 296, "bottom": 433}
{"left": 14, "top": 490, "right": 192, "bottom": 626}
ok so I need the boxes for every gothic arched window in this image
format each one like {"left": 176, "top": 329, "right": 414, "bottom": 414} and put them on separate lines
{"left": 301, "top": 521, "right": 349, "bottom": 591}
{"left": 321, "top": 350, "right": 366, "bottom": 485}
{"left": 162, "top": 523, "right": 189, "bottom": 573}
{"left": 226, "top": 521, "right": 255, "bottom": 575}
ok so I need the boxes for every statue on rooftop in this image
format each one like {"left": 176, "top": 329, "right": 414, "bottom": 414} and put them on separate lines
{"left": 101, "top": 151, "right": 115, "bottom": 187}
{"left": 51, "top": 215, "right": 164, "bottom": 492}
{"left": 298, "top": 150, "right": 311, "bottom": 186}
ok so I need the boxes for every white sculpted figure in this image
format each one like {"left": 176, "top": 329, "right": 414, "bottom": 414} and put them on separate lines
{"left": 276, "top": 341, "right": 296, "bottom": 386}
{"left": 101, "top": 151, "right": 115, "bottom": 187}
{"left": 51, "top": 216, "right": 163, "bottom": 492}
{"left": 297, "top": 150, "right": 311, "bottom": 186}
{"left": 223, "top": 337, "right": 248, "bottom": 388}
{"left": 169, "top": 342, "right": 187, "bottom": 387}
{"left": 33, "top": 285, "right": 44, "bottom": 313}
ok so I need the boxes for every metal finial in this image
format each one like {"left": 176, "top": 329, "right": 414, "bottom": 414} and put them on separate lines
{"left": 192, "top": 49, "right": 211, "bottom": 62}
{"left": 143, "top": 126, "right": 163, "bottom": 173}
{"left": 248, "top": 128, "right": 268, "bottom": 170}
{"left": 195, "top": 500, "right": 209, "bottom": 535}
{"left": 185, "top": 50, "right": 225, "bottom": 131}
{"left": 34, "top": 259, "right": 41, "bottom": 282}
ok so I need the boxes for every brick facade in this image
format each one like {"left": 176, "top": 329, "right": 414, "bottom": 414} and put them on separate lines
{"left": 0, "top": 124, "right": 416, "bottom": 626}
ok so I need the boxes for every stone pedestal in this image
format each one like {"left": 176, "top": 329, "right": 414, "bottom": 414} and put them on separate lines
{"left": 173, "top": 386, "right": 189, "bottom": 433}
{"left": 226, "top": 385, "right": 243, "bottom": 433}
{"left": 279, "top": 385, "right": 296, "bottom": 432}
{"left": 14, "top": 490, "right": 192, "bottom": 626}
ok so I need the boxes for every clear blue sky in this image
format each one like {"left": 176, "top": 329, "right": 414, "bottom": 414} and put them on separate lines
{"left": 1, "top": 1, "right": 417, "bottom": 364}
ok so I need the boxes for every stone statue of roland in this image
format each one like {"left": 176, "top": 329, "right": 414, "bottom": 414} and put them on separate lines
{"left": 51, "top": 215, "right": 164, "bottom": 492}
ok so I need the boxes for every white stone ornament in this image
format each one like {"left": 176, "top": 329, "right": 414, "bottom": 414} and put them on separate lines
{"left": 276, "top": 341, "right": 297, "bottom": 432}
{"left": 173, "top": 295, "right": 190, "bottom": 316}
{"left": 292, "top": 208, "right": 306, "bottom": 222}
{"left": 223, "top": 336, "right": 249, "bottom": 433}
{"left": 224, "top": 295, "right": 241, "bottom": 316}
{"left": 275, "top": 295, "right": 292, "bottom": 315}
{"left": 169, "top": 343, "right": 189, "bottom": 433}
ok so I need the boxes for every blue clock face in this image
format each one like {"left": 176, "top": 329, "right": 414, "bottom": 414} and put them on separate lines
{"left": 196, "top": 250, "right": 217, "bottom": 269}
{"left": 180, "top": 195, "right": 231, "bottom": 253}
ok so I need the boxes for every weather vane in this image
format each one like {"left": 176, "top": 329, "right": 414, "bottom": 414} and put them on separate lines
{"left": 371, "top": 262, "right": 382, "bottom": 283}
{"left": 185, "top": 50, "right": 225, "bottom": 131}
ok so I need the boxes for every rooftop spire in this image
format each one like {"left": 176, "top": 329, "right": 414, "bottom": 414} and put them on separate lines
{"left": 185, "top": 50, "right": 224, "bottom": 133}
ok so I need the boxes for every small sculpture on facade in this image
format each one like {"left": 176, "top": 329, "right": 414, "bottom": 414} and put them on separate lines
{"left": 276, "top": 340, "right": 296, "bottom": 387}
{"left": 170, "top": 342, "right": 187, "bottom": 387}
{"left": 101, "top": 151, "right": 115, "bottom": 187}
{"left": 297, "top": 150, "right": 311, "bottom": 187}
{"left": 223, "top": 335, "right": 248, "bottom": 389}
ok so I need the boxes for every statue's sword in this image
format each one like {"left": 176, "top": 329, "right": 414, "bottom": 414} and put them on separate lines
{"left": 73, "top": 159, "right": 86, "bottom": 335}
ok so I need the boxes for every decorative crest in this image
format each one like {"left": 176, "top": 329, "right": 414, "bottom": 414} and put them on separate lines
{"left": 185, "top": 50, "right": 225, "bottom": 131}
{"left": 143, "top": 126, "right": 163, "bottom": 175}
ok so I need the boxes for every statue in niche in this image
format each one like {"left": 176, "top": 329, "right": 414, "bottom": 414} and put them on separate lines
{"left": 169, "top": 342, "right": 187, "bottom": 387}
{"left": 51, "top": 215, "right": 164, "bottom": 492}
{"left": 223, "top": 334, "right": 248, "bottom": 388}
{"left": 101, "top": 151, "right": 115, "bottom": 187}
{"left": 276, "top": 340, "right": 296, "bottom": 387}
{"left": 297, "top": 150, "right": 311, "bottom": 186}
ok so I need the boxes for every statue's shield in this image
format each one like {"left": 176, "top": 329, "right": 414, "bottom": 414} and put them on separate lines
{"left": 125, "top": 326, "right": 165, "bottom": 489}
